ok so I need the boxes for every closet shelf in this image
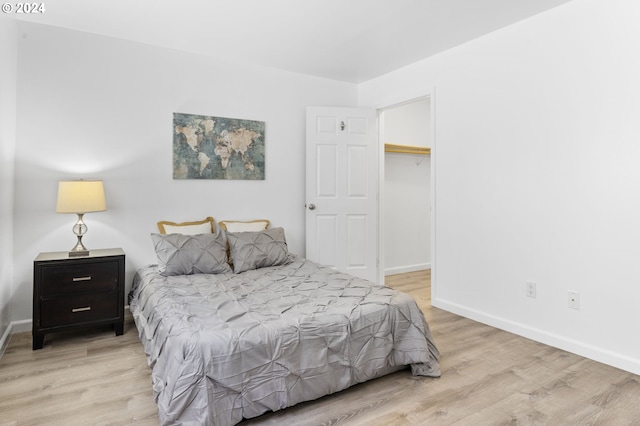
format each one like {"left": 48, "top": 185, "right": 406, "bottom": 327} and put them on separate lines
{"left": 384, "top": 143, "right": 431, "bottom": 155}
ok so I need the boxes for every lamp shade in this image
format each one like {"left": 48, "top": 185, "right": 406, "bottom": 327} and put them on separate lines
{"left": 56, "top": 180, "right": 107, "bottom": 214}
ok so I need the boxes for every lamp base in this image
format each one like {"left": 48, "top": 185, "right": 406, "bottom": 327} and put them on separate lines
{"left": 68, "top": 233, "right": 90, "bottom": 257}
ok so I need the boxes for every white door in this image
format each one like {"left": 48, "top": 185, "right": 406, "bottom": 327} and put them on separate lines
{"left": 305, "top": 106, "right": 379, "bottom": 282}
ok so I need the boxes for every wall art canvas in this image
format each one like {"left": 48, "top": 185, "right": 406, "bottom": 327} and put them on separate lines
{"left": 173, "top": 113, "right": 265, "bottom": 180}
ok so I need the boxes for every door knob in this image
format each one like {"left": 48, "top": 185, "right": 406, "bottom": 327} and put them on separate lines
{"left": 308, "top": 203, "right": 316, "bottom": 210}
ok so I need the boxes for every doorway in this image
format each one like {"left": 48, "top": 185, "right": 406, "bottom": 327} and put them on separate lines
{"left": 380, "top": 97, "right": 432, "bottom": 276}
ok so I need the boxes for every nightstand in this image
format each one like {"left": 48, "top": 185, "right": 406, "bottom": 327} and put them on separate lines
{"left": 32, "top": 248, "right": 125, "bottom": 350}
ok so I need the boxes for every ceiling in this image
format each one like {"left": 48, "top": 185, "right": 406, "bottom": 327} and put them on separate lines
{"left": 13, "top": 0, "right": 574, "bottom": 83}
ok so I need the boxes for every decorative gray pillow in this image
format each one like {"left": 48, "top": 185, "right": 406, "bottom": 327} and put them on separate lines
{"left": 151, "top": 232, "right": 231, "bottom": 276}
{"left": 226, "top": 227, "right": 291, "bottom": 273}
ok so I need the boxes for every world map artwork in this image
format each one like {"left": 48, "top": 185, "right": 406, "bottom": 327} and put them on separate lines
{"left": 173, "top": 113, "right": 265, "bottom": 180}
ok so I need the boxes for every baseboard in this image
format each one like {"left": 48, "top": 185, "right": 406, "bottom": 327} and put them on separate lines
{"left": 0, "top": 324, "right": 9, "bottom": 359}
{"left": 385, "top": 263, "right": 431, "bottom": 276}
{"left": 432, "top": 297, "right": 640, "bottom": 376}
{"left": 0, "top": 319, "right": 32, "bottom": 359}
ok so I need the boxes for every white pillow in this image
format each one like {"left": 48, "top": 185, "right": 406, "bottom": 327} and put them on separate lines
{"left": 157, "top": 217, "right": 215, "bottom": 235}
{"left": 219, "top": 219, "right": 269, "bottom": 232}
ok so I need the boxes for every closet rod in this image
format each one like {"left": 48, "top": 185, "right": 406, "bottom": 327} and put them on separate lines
{"left": 384, "top": 143, "right": 431, "bottom": 155}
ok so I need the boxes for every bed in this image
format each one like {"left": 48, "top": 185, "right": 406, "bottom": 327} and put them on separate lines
{"left": 129, "top": 223, "right": 440, "bottom": 425}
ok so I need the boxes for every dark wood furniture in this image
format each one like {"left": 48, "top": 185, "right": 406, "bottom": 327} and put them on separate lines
{"left": 32, "top": 248, "right": 125, "bottom": 350}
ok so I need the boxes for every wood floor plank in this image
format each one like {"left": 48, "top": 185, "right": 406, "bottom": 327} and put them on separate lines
{"left": 1, "top": 269, "right": 639, "bottom": 425}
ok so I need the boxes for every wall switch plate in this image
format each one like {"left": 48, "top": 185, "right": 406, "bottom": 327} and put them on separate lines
{"left": 568, "top": 291, "right": 580, "bottom": 309}
{"left": 526, "top": 281, "right": 536, "bottom": 298}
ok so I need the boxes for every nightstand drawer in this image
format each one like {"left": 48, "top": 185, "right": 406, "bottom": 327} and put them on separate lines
{"left": 40, "top": 291, "right": 118, "bottom": 328}
{"left": 40, "top": 261, "right": 118, "bottom": 296}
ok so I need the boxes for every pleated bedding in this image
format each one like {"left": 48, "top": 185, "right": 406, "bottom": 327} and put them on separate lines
{"left": 129, "top": 256, "right": 440, "bottom": 425}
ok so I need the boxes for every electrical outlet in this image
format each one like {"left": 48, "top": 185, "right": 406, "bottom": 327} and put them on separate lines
{"left": 568, "top": 291, "right": 580, "bottom": 310}
{"left": 526, "top": 281, "right": 536, "bottom": 298}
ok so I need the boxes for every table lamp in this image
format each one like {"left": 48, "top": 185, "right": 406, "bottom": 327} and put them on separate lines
{"left": 56, "top": 179, "right": 107, "bottom": 257}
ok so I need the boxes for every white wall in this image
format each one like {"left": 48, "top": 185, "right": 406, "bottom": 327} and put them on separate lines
{"left": 0, "top": 16, "right": 17, "bottom": 346}
{"left": 383, "top": 99, "right": 431, "bottom": 274}
{"left": 360, "top": 0, "right": 640, "bottom": 374}
{"left": 384, "top": 99, "right": 431, "bottom": 148}
{"left": 11, "top": 22, "right": 357, "bottom": 324}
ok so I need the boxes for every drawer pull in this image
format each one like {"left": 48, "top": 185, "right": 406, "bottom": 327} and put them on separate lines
{"left": 71, "top": 306, "right": 91, "bottom": 313}
{"left": 72, "top": 276, "right": 92, "bottom": 282}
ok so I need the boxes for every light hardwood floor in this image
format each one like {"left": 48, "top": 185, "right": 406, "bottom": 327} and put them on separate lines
{"left": 2, "top": 270, "right": 640, "bottom": 425}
